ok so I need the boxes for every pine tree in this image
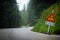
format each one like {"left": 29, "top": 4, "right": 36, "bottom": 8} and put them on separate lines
{"left": 0, "top": 0, "right": 21, "bottom": 28}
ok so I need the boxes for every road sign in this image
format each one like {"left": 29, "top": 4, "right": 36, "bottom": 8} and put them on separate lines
{"left": 46, "top": 13, "right": 55, "bottom": 23}
{"left": 45, "top": 21, "right": 55, "bottom": 26}
{"left": 45, "top": 12, "right": 55, "bottom": 34}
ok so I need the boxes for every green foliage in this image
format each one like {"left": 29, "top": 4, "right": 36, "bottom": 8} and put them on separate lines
{"left": 0, "top": 0, "right": 21, "bottom": 28}
{"left": 32, "top": 2, "right": 60, "bottom": 35}
{"left": 27, "top": 0, "right": 57, "bottom": 26}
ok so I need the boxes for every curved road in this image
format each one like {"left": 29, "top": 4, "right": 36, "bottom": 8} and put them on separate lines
{"left": 0, "top": 26, "right": 60, "bottom": 40}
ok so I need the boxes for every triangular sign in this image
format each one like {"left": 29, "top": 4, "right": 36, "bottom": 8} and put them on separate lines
{"left": 46, "top": 13, "right": 55, "bottom": 23}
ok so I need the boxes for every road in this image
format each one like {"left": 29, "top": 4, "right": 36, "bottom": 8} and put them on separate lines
{"left": 0, "top": 26, "right": 60, "bottom": 40}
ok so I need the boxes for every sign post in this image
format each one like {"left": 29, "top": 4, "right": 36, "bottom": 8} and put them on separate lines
{"left": 45, "top": 10, "right": 55, "bottom": 34}
{"left": 47, "top": 25, "right": 50, "bottom": 34}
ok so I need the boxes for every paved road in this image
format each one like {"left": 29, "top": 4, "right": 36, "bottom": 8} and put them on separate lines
{"left": 0, "top": 26, "right": 60, "bottom": 40}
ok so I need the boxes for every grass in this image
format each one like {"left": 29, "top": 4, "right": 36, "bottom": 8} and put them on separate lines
{"left": 32, "top": 2, "right": 60, "bottom": 35}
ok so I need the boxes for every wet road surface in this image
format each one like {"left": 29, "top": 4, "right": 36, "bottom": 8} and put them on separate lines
{"left": 0, "top": 26, "right": 60, "bottom": 40}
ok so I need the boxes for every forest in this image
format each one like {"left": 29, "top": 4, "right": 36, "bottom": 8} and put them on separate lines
{"left": 0, "top": 0, "right": 59, "bottom": 28}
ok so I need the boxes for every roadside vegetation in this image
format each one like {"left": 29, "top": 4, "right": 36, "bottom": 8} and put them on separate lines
{"left": 32, "top": 2, "right": 60, "bottom": 35}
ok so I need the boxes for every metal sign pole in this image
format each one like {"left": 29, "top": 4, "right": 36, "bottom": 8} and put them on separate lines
{"left": 47, "top": 25, "right": 50, "bottom": 34}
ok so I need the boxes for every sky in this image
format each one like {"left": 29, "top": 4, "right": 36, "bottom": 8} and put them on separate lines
{"left": 16, "top": 0, "right": 30, "bottom": 11}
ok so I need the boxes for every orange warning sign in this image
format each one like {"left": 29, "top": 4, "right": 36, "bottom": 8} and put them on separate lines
{"left": 46, "top": 13, "right": 55, "bottom": 22}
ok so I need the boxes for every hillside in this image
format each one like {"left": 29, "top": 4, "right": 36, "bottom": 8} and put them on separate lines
{"left": 32, "top": 2, "right": 60, "bottom": 35}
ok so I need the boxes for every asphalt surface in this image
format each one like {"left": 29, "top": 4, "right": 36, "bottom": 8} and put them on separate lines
{"left": 0, "top": 26, "right": 60, "bottom": 40}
